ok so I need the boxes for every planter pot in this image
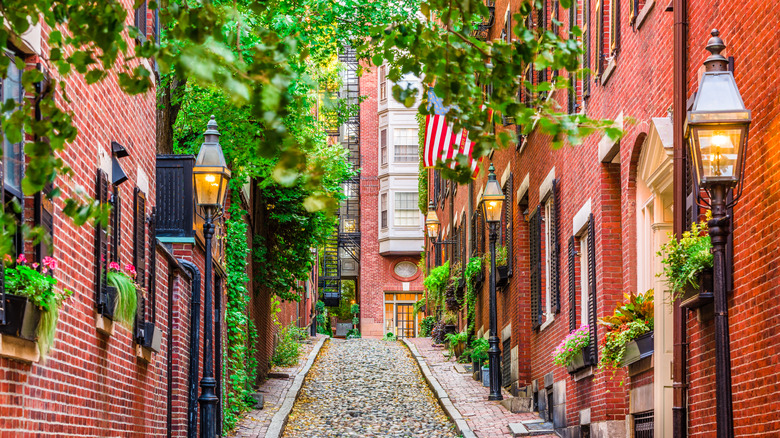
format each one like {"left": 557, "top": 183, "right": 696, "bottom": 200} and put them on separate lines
{"left": 0, "top": 294, "right": 41, "bottom": 340}
{"left": 472, "top": 359, "right": 481, "bottom": 376}
{"left": 137, "top": 321, "right": 163, "bottom": 353}
{"left": 454, "top": 340, "right": 466, "bottom": 357}
{"left": 444, "top": 324, "right": 457, "bottom": 336}
{"left": 680, "top": 268, "right": 714, "bottom": 309}
{"left": 566, "top": 349, "right": 588, "bottom": 374}
{"left": 99, "top": 286, "right": 119, "bottom": 320}
{"left": 496, "top": 265, "right": 509, "bottom": 288}
{"left": 622, "top": 331, "right": 654, "bottom": 367}
{"left": 482, "top": 365, "right": 490, "bottom": 387}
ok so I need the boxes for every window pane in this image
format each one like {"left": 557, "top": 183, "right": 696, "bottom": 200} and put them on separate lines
{"left": 380, "top": 129, "right": 387, "bottom": 165}
{"left": 381, "top": 193, "right": 388, "bottom": 229}
{"left": 394, "top": 192, "right": 419, "bottom": 227}
{"left": 3, "top": 60, "right": 23, "bottom": 193}
{"left": 393, "top": 128, "right": 418, "bottom": 163}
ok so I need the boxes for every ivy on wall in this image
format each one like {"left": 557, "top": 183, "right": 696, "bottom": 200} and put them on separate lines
{"left": 417, "top": 112, "right": 429, "bottom": 215}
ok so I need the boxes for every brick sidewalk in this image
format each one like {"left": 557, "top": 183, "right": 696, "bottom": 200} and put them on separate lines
{"left": 230, "top": 335, "right": 323, "bottom": 438}
{"left": 408, "top": 338, "right": 555, "bottom": 438}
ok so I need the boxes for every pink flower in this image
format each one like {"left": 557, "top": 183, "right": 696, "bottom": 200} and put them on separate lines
{"left": 125, "top": 264, "right": 137, "bottom": 277}
{"left": 32, "top": 262, "right": 40, "bottom": 269}
{"left": 109, "top": 262, "right": 121, "bottom": 271}
{"left": 43, "top": 257, "right": 57, "bottom": 270}
{"left": 16, "top": 254, "right": 27, "bottom": 265}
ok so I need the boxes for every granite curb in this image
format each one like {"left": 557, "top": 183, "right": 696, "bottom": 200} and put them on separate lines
{"left": 265, "top": 336, "right": 328, "bottom": 438}
{"left": 402, "top": 338, "right": 478, "bottom": 438}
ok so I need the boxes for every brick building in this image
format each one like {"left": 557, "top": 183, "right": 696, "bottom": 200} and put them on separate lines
{"left": 0, "top": 2, "right": 232, "bottom": 436}
{"left": 427, "top": 0, "right": 780, "bottom": 437}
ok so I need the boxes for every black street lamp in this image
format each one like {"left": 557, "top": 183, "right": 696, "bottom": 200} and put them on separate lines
{"left": 481, "top": 163, "right": 504, "bottom": 401}
{"left": 193, "top": 116, "right": 231, "bottom": 438}
{"left": 425, "top": 200, "right": 455, "bottom": 267}
{"left": 685, "top": 30, "right": 751, "bottom": 438}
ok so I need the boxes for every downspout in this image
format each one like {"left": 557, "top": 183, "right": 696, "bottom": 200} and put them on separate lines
{"left": 179, "top": 259, "right": 202, "bottom": 438}
{"left": 672, "top": 0, "right": 688, "bottom": 435}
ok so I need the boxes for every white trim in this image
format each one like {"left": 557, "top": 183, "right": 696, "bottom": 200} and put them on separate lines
{"left": 598, "top": 111, "right": 623, "bottom": 163}
{"left": 516, "top": 173, "right": 530, "bottom": 203}
{"left": 572, "top": 199, "right": 592, "bottom": 237}
{"left": 539, "top": 314, "right": 555, "bottom": 332}
{"left": 539, "top": 167, "right": 556, "bottom": 202}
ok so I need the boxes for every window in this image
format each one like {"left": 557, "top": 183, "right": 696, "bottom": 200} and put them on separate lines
{"left": 393, "top": 128, "right": 418, "bottom": 163}
{"left": 583, "top": 0, "right": 592, "bottom": 99}
{"left": 134, "top": 0, "right": 148, "bottom": 43}
{"left": 595, "top": 0, "right": 619, "bottom": 77}
{"left": 501, "top": 174, "right": 513, "bottom": 276}
{"left": 3, "top": 57, "right": 23, "bottom": 197}
{"left": 394, "top": 192, "right": 418, "bottom": 227}
{"left": 544, "top": 200, "right": 553, "bottom": 317}
{"left": 380, "top": 193, "right": 388, "bottom": 229}
{"left": 379, "top": 65, "right": 387, "bottom": 101}
{"left": 579, "top": 231, "right": 589, "bottom": 326}
{"left": 380, "top": 129, "right": 388, "bottom": 165}
{"left": 568, "top": 0, "right": 582, "bottom": 114}
{"left": 133, "top": 188, "right": 147, "bottom": 289}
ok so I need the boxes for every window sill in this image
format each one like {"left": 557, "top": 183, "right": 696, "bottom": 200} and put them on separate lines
{"left": 539, "top": 314, "right": 555, "bottom": 332}
{"left": 601, "top": 58, "right": 617, "bottom": 86}
{"left": 136, "top": 344, "right": 154, "bottom": 363}
{"left": 572, "top": 366, "right": 594, "bottom": 382}
{"left": 95, "top": 313, "right": 115, "bottom": 336}
{"left": 636, "top": 0, "right": 655, "bottom": 30}
{"left": 0, "top": 334, "right": 39, "bottom": 363}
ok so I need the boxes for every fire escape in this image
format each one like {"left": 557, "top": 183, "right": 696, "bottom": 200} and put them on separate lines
{"left": 321, "top": 47, "right": 361, "bottom": 307}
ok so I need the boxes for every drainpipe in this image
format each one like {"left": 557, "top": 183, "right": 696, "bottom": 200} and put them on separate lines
{"left": 672, "top": 0, "right": 688, "bottom": 435}
{"left": 179, "top": 259, "right": 202, "bottom": 438}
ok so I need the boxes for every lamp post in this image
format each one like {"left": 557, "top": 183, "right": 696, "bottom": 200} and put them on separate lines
{"left": 193, "top": 116, "right": 231, "bottom": 438}
{"left": 482, "top": 163, "right": 504, "bottom": 401}
{"left": 685, "top": 30, "right": 751, "bottom": 438}
{"left": 425, "top": 201, "right": 442, "bottom": 266}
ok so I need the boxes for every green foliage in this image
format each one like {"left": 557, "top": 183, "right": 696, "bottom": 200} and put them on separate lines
{"left": 470, "top": 337, "right": 489, "bottom": 364}
{"left": 417, "top": 112, "right": 429, "bottom": 215}
{"left": 106, "top": 268, "right": 137, "bottom": 328}
{"left": 315, "top": 300, "right": 325, "bottom": 313}
{"left": 350, "top": 303, "right": 360, "bottom": 316}
{"left": 271, "top": 323, "right": 304, "bottom": 368}
{"left": 223, "top": 186, "right": 256, "bottom": 432}
{"left": 442, "top": 311, "right": 458, "bottom": 326}
{"left": 598, "top": 290, "right": 654, "bottom": 372}
{"left": 412, "top": 298, "right": 426, "bottom": 317}
{"left": 419, "top": 316, "right": 436, "bottom": 337}
{"left": 328, "top": 280, "right": 356, "bottom": 320}
{"left": 346, "top": 328, "right": 361, "bottom": 339}
{"left": 445, "top": 331, "right": 467, "bottom": 358}
{"left": 482, "top": 244, "right": 508, "bottom": 268}
{"left": 658, "top": 215, "right": 713, "bottom": 298}
{"left": 382, "top": 332, "right": 397, "bottom": 341}
{"left": 4, "top": 256, "right": 72, "bottom": 358}
{"left": 423, "top": 261, "right": 450, "bottom": 314}
{"left": 552, "top": 325, "right": 590, "bottom": 367}
{"left": 463, "top": 257, "right": 483, "bottom": 337}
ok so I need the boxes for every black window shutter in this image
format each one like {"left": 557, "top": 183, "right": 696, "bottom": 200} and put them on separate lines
{"left": 461, "top": 214, "right": 467, "bottom": 268}
{"left": 550, "top": 179, "right": 561, "bottom": 314}
{"left": 470, "top": 212, "right": 477, "bottom": 257}
{"left": 568, "top": 236, "right": 576, "bottom": 332}
{"left": 505, "top": 174, "right": 513, "bottom": 276}
{"left": 583, "top": 0, "right": 591, "bottom": 99}
{"left": 134, "top": 188, "right": 147, "bottom": 288}
{"left": 111, "top": 186, "right": 121, "bottom": 263}
{"left": 96, "top": 170, "right": 110, "bottom": 311}
{"left": 479, "top": 211, "right": 486, "bottom": 256}
{"left": 148, "top": 207, "right": 157, "bottom": 324}
{"left": 530, "top": 205, "right": 542, "bottom": 330}
{"left": 135, "top": 0, "right": 148, "bottom": 42}
{"left": 0, "top": 162, "right": 5, "bottom": 325}
{"left": 586, "top": 214, "right": 598, "bottom": 365}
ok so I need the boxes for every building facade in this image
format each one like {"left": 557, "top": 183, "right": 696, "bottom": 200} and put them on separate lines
{"left": 427, "top": 0, "right": 780, "bottom": 437}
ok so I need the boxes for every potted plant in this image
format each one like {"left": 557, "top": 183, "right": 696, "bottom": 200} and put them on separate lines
{"left": 599, "top": 289, "right": 655, "bottom": 370}
{"left": 552, "top": 325, "right": 591, "bottom": 373}
{"left": 2, "top": 255, "right": 72, "bottom": 358}
{"left": 431, "top": 320, "right": 446, "bottom": 344}
{"left": 445, "top": 330, "right": 468, "bottom": 359}
{"left": 470, "top": 337, "right": 489, "bottom": 379}
{"left": 482, "top": 245, "right": 509, "bottom": 287}
{"left": 658, "top": 215, "right": 714, "bottom": 309}
{"left": 106, "top": 262, "right": 139, "bottom": 328}
{"left": 442, "top": 311, "right": 458, "bottom": 335}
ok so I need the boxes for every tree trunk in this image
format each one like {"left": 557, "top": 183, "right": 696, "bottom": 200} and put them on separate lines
{"left": 155, "top": 76, "right": 187, "bottom": 154}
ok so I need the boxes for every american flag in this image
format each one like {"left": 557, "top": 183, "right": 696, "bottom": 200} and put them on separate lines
{"left": 423, "top": 89, "right": 481, "bottom": 178}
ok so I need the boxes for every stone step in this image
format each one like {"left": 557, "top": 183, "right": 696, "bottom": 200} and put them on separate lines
{"left": 507, "top": 419, "right": 556, "bottom": 437}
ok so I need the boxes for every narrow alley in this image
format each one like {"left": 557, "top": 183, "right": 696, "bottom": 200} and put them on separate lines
{"left": 282, "top": 339, "right": 457, "bottom": 438}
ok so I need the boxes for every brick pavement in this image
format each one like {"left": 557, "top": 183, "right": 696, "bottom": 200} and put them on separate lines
{"left": 230, "top": 336, "right": 321, "bottom": 438}
{"left": 408, "top": 338, "right": 556, "bottom": 438}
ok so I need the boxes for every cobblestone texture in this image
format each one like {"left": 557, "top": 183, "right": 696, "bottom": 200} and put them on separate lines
{"left": 231, "top": 339, "right": 318, "bottom": 438}
{"left": 282, "top": 339, "right": 457, "bottom": 438}
{"left": 408, "top": 338, "right": 556, "bottom": 438}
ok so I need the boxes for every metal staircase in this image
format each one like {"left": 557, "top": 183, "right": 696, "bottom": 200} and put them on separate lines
{"left": 318, "top": 46, "right": 361, "bottom": 307}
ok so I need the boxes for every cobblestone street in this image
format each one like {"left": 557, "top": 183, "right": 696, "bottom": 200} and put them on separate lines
{"left": 282, "top": 339, "right": 457, "bottom": 438}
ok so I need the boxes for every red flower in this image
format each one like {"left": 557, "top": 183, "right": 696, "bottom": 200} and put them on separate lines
{"left": 43, "top": 256, "right": 57, "bottom": 270}
{"left": 16, "top": 254, "right": 27, "bottom": 265}
{"left": 125, "top": 264, "right": 137, "bottom": 277}
{"left": 109, "top": 262, "right": 121, "bottom": 271}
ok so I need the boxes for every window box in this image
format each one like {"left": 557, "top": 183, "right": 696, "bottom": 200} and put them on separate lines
{"left": 680, "top": 268, "right": 714, "bottom": 310}
{"left": 566, "top": 349, "right": 588, "bottom": 374}
{"left": 496, "top": 265, "right": 510, "bottom": 288}
{"left": 98, "top": 286, "right": 119, "bottom": 320}
{"left": 136, "top": 321, "right": 162, "bottom": 353}
{"left": 0, "top": 294, "right": 41, "bottom": 341}
{"left": 622, "top": 331, "right": 654, "bottom": 367}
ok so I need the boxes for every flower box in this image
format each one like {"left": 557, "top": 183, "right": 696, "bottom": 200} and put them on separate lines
{"left": 0, "top": 294, "right": 41, "bottom": 341}
{"left": 137, "top": 321, "right": 163, "bottom": 353}
{"left": 680, "top": 268, "right": 714, "bottom": 309}
{"left": 566, "top": 350, "right": 588, "bottom": 374}
{"left": 622, "top": 331, "right": 654, "bottom": 367}
{"left": 496, "top": 265, "right": 509, "bottom": 288}
{"left": 98, "top": 286, "right": 119, "bottom": 320}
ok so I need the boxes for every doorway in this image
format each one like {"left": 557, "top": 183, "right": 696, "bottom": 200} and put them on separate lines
{"left": 384, "top": 292, "right": 423, "bottom": 337}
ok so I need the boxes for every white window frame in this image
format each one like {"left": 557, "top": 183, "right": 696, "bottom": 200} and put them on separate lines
{"left": 379, "top": 65, "right": 387, "bottom": 101}
{"left": 392, "top": 128, "right": 418, "bottom": 163}
{"left": 579, "top": 231, "right": 589, "bottom": 327}
{"left": 380, "top": 128, "right": 388, "bottom": 166}
{"left": 393, "top": 192, "right": 419, "bottom": 227}
{"left": 543, "top": 198, "right": 553, "bottom": 323}
{"left": 380, "top": 193, "right": 388, "bottom": 229}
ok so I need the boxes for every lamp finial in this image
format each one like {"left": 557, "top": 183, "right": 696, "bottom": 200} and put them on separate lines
{"left": 704, "top": 29, "right": 728, "bottom": 72}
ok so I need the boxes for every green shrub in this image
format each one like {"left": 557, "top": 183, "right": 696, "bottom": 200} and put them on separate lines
{"left": 470, "top": 337, "right": 489, "bottom": 365}
{"left": 419, "top": 316, "right": 436, "bottom": 337}
{"left": 382, "top": 332, "right": 397, "bottom": 341}
{"left": 346, "top": 328, "right": 361, "bottom": 339}
{"left": 271, "top": 323, "right": 303, "bottom": 367}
